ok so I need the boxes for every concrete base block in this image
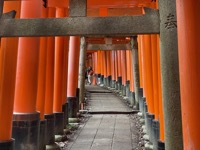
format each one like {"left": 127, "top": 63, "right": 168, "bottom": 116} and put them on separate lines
{"left": 54, "top": 135, "right": 67, "bottom": 142}
{"left": 68, "top": 118, "right": 80, "bottom": 123}
{"left": 143, "top": 134, "right": 150, "bottom": 141}
{"left": 46, "top": 143, "right": 60, "bottom": 150}
{"left": 63, "top": 128, "right": 70, "bottom": 134}
{"left": 55, "top": 135, "right": 63, "bottom": 142}
{"left": 152, "top": 120, "right": 160, "bottom": 149}
{"left": 139, "top": 119, "right": 145, "bottom": 124}
{"left": 145, "top": 142, "right": 154, "bottom": 150}
{"left": 138, "top": 112, "right": 143, "bottom": 117}
{"left": 79, "top": 110, "right": 88, "bottom": 114}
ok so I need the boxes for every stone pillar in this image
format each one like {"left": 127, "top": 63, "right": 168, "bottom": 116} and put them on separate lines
{"left": 78, "top": 37, "right": 87, "bottom": 105}
{"left": 131, "top": 36, "right": 140, "bottom": 110}
{"left": 159, "top": 0, "right": 183, "bottom": 149}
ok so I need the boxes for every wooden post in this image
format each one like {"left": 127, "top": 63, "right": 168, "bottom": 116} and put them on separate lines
{"left": 13, "top": 1, "right": 42, "bottom": 149}
{"left": 0, "top": 1, "right": 20, "bottom": 149}
{"left": 176, "top": 0, "right": 200, "bottom": 149}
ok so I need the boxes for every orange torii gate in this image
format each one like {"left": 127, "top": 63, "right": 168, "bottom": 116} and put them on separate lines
{"left": 0, "top": 0, "right": 193, "bottom": 149}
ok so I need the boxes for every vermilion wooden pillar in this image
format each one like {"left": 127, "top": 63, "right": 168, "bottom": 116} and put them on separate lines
{"left": 126, "top": 50, "right": 131, "bottom": 97}
{"left": 97, "top": 51, "right": 101, "bottom": 84}
{"left": 114, "top": 51, "right": 118, "bottom": 89}
{"left": 0, "top": 2, "right": 21, "bottom": 149}
{"left": 94, "top": 52, "right": 98, "bottom": 85}
{"left": 138, "top": 36, "right": 145, "bottom": 113}
{"left": 121, "top": 50, "right": 127, "bottom": 96}
{"left": 92, "top": 53, "right": 97, "bottom": 85}
{"left": 151, "top": 35, "right": 159, "bottom": 120}
{"left": 157, "top": 35, "right": 165, "bottom": 142}
{"left": 62, "top": 37, "right": 69, "bottom": 105}
{"left": 106, "top": 51, "right": 111, "bottom": 87}
{"left": 117, "top": 50, "right": 122, "bottom": 90}
{"left": 138, "top": 36, "right": 143, "bottom": 89}
{"left": 53, "top": 7, "right": 66, "bottom": 135}
{"left": 104, "top": 51, "right": 107, "bottom": 85}
{"left": 111, "top": 50, "right": 116, "bottom": 88}
{"left": 176, "top": 0, "right": 200, "bottom": 149}
{"left": 67, "top": 36, "right": 80, "bottom": 119}
{"left": 36, "top": 6, "right": 48, "bottom": 150}
{"left": 100, "top": 51, "right": 104, "bottom": 83}
{"left": 143, "top": 35, "right": 154, "bottom": 114}
{"left": 44, "top": 7, "right": 58, "bottom": 147}
{"left": 62, "top": 37, "right": 69, "bottom": 127}
{"left": 151, "top": 34, "right": 161, "bottom": 148}
{"left": 140, "top": 36, "right": 146, "bottom": 98}
{"left": 13, "top": 1, "right": 42, "bottom": 149}
{"left": 129, "top": 50, "right": 135, "bottom": 107}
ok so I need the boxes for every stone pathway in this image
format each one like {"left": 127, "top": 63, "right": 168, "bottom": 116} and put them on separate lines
{"left": 62, "top": 85, "right": 141, "bottom": 150}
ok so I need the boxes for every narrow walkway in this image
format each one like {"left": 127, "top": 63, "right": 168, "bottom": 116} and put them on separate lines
{"left": 63, "top": 85, "right": 141, "bottom": 150}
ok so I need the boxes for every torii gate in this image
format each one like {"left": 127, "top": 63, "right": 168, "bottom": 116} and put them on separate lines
{"left": 0, "top": 0, "right": 183, "bottom": 150}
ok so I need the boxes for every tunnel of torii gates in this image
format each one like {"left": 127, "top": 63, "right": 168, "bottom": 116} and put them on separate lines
{"left": 0, "top": 0, "right": 199, "bottom": 150}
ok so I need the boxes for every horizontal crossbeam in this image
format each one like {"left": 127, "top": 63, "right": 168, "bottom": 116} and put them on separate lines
{"left": 87, "top": 43, "right": 131, "bottom": 50}
{"left": 0, "top": 8, "right": 159, "bottom": 37}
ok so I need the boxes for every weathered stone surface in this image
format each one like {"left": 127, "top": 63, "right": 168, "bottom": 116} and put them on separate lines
{"left": 0, "top": 8, "right": 159, "bottom": 37}
{"left": 159, "top": 0, "right": 183, "bottom": 149}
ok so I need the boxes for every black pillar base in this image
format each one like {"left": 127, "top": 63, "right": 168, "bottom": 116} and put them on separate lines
{"left": 97, "top": 74, "right": 101, "bottom": 85}
{"left": 118, "top": 76, "right": 122, "bottom": 90}
{"left": 76, "top": 88, "right": 80, "bottom": 110}
{"left": 0, "top": 139, "right": 15, "bottom": 150}
{"left": 39, "top": 120, "right": 47, "bottom": 150}
{"left": 108, "top": 75, "right": 112, "bottom": 87}
{"left": 133, "top": 92, "right": 137, "bottom": 109}
{"left": 144, "top": 102, "right": 148, "bottom": 133}
{"left": 142, "top": 97, "right": 146, "bottom": 118}
{"left": 68, "top": 97, "right": 79, "bottom": 118}
{"left": 138, "top": 88, "right": 143, "bottom": 112}
{"left": 158, "top": 140, "right": 165, "bottom": 150}
{"left": 152, "top": 120, "right": 160, "bottom": 149}
{"left": 54, "top": 112, "right": 64, "bottom": 135}
{"left": 62, "top": 103, "right": 68, "bottom": 128}
{"left": 129, "top": 92, "right": 135, "bottom": 108}
{"left": 147, "top": 113, "right": 155, "bottom": 143}
{"left": 104, "top": 77, "right": 108, "bottom": 86}
{"left": 111, "top": 80, "right": 115, "bottom": 88}
{"left": 126, "top": 80, "right": 130, "bottom": 97}
{"left": 100, "top": 75, "right": 104, "bottom": 85}
{"left": 44, "top": 114, "right": 55, "bottom": 145}
{"left": 115, "top": 81, "right": 118, "bottom": 90}
{"left": 12, "top": 112, "right": 40, "bottom": 150}
{"left": 122, "top": 85, "right": 126, "bottom": 96}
